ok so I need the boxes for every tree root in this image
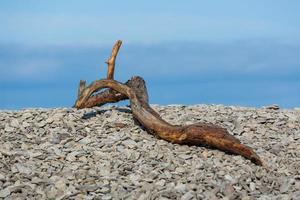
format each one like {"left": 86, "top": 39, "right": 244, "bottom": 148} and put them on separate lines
{"left": 74, "top": 40, "right": 263, "bottom": 166}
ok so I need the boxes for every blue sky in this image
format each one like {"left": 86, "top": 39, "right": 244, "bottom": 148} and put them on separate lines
{"left": 1, "top": 1, "right": 300, "bottom": 45}
{"left": 1, "top": 1, "right": 300, "bottom": 109}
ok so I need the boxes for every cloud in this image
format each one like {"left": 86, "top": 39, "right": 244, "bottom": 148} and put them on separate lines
{"left": 13, "top": 59, "right": 60, "bottom": 80}
{"left": 0, "top": 46, "right": 61, "bottom": 81}
{"left": 0, "top": 9, "right": 298, "bottom": 46}
{"left": 0, "top": 39, "right": 299, "bottom": 109}
{"left": 118, "top": 40, "right": 300, "bottom": 82}
{"left": 1, "top": 40, "right": 299, "bottom": 84}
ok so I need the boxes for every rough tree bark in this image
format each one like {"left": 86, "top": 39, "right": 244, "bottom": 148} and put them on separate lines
{"left": 74, "top": 40, "right": 263, "bottom": 166}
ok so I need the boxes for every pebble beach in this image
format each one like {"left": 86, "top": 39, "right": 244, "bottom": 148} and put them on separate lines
{"left": 0, "top": 104, "right": 299, "bottom": 199}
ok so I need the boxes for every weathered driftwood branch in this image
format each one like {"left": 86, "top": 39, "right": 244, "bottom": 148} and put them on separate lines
{"left": 77, "top": 80, "right": 86, "bottom": 98}
{"left": 74, "top": 40, "right": 263, "bottom": 165}
{"left": 106, "top": 40, "right": 122, "bottom": 80}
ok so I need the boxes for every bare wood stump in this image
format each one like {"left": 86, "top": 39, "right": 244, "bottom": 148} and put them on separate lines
{"left": 74, "top": 40, "right": 263, "bottom": 165}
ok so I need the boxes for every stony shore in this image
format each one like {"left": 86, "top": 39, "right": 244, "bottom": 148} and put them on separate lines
{"left": 0, "top": 104, "right": 299, "bottom": 199}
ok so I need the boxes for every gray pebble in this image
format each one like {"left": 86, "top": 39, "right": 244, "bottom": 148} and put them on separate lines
{"left": 0, "top": 188, "right": 10, "bottom": 198}
{"left": 0, "top": 105, "right": 299, "bottom": 199}
{"left": 181, "top": 191, "right": 194, "bottom": 200}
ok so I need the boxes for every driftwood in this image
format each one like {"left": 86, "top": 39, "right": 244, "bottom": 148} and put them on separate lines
{"left": 74, "top": 40, "right": 263, "bottom": 165}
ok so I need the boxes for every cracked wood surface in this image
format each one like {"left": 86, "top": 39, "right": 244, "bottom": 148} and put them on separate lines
{"left": 74, "top": 40, "right": 263, "bottom": 165}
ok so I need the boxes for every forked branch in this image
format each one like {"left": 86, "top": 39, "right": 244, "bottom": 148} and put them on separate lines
{"left": 106, "top": 40, "right": 122, "bottom": 79}
{"left": 77, "top": 80, "right": 86, "bottom": 98}
{"left": 74, "top": 40, "right": 263, "bottom": 166}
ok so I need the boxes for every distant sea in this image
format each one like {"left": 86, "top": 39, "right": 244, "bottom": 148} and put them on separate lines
{"left": 2, "top": 79, "right": 299, "bottom": 110}
{"left": 1, "top": 41, "right": 299, "bottom": 109}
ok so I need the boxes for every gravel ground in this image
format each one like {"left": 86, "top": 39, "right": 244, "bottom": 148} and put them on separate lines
{"left": 0, "top": 104, "right": 299, "bottom": 200}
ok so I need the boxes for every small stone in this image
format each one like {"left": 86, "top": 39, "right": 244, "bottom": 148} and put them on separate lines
{"left": 0, "top": 188, "right": 10, "bottom": 198}
{"left": 241, "top": 196, "right": 253, "bottom": 200}
{"left": 79, "top": 137, "right": 92, "bottom": 144}
{"left": 10, "top": 119, "right": 19, "bottom": 127}
{"left": 279, "top": 179, "right": 289, "bottom": 193}
{"left": 32, "top": 177, "right": 48, "bottom": 184}
{"left": 178, "top": 154, "right": 192, "bottom": 160}
{"left": 175, "top": 167, "right": 186, "bottom": 173}
{"left": 46, "top": 187, "right": 58, "bottom": 199}
{"left": 102, "top": 194, "right": 112, "bottom": 200}
{"left": 36, "top": 121, "right": 46, "bottom": 128}
{"left": 202, "top": 149, "right": 209, "bottom": 158}
{"left": 55, "top": 179, "right": 66, "bottom": 191}
{"left": 175, "top": 183, "right": 186, "bottom": 193}
{"left": 84, "top": 127, "right": 91, "bottom": 133}
{"left": 46, "top": 117, "right": 54, "bottom": 124}
{"left": 0, "top": 148, "right": 12, "bottom": 156}
{"left": 122, "top": 139, "right": 137, "bottom": 148}
{"left": 249, "top": 182, "right": 255, "bottom": 191}
{"left": 148, "top": 150, "right": 158, "bottom": 158}
{"left": 80, "top": 184, "right": 98, "bottom": 192}
{"left": 4, "top": 124, "right": 14, "bottom": 132}
{"left": 270, "top": 144, "right": 281, "bottom": 155}
{"left": 100, "top": 187, "right": 110, "bottom": 193}
{"left": 129, "top": 174, "right": 141, "bottom": 185}
{"left": 164, "top": 171, "right": 172, "bottom": 179}
{"left": 155, "top": 179, "right": 166, "bottom": 187}
{"left": 264, "top": 104, "right": 280, "bottom": 110}
{"left": 224, "top": 183, "right": 235, "bottom": 197}
{"left": 66, "top": 152, "right": 79, "bottom": 161}
{"left": 29, "top": 151, "right": 44, "bottom": 158}
{"left": 99, "top": 168, "right": 110, "bottom": 176}
{"left": 114, "top": 122, "right": 127, "bottom": 128}
{"left": 52, "top": 113, "right": 65, "bottom": 121}
{"left": 22, "top": 121, "right": 30, "bottom": 127}
{"left": 22, "top": 112, "right": 33, "bottom": 119}
{"left": 0, "top": 173, "right": 5, "bottom": 181}
{"left": 224, "top": 174, "right": 236, "bottom": 183}
{"left": 15, "top": 164, "right": 32, "bottom": 174}
{"left": 181, "top": 191, "right": 194, "bottom": 200}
